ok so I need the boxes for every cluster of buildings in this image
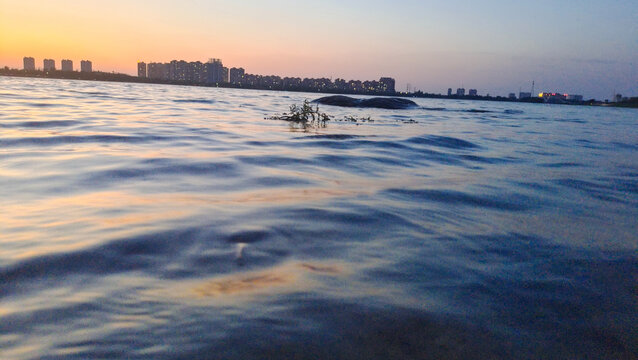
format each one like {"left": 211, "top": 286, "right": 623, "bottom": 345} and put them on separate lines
{"left": 446, "top": 86, "right": 583, "bottom": 102}
{"left": 137, "top": 59, "right": 396, "bottom": 94}
{"left": 447, "top": 88, "right": 479, "bottom": 97}
{"left": 23, "top": 57, "right": 92, "bottom": 72}
{"left": 537, "top": 92, "right": 583, "bottom": 103}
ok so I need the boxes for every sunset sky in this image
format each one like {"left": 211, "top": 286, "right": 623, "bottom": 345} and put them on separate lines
{"left": 1, "top": 0, "right": 636, "bottom": 99}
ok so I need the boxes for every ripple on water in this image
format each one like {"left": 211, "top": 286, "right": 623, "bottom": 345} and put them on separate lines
{"left": 1, "top": 77, "right": 636, "bottom": 360}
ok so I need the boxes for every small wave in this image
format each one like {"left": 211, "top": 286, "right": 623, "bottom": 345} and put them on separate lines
{"left": 555, "top": 118, "right": 586, "bottom": 124}
{"left": 24, "top": 102, "right": 64, "bottom": 108}
{"left": 79, "top": 160, "right": 239, "bottom": 184}
{"left": 539, "top": 162, "right": 583, "bottom": 168}
{"left": 173, "top": 99, "right": 215, "bottom": 104}
{"left": 554, "top": 178, "right": 624, "bottom": 202}
{"left": 610, "top": 142, "right": 638, "bottom": 151}
{"left": 406, "top": 135, "right": 479, "bottom": 149}
{"left": 463, "top": 109, "right": 492, "bottom": 113}
{"left": 0, "top": 230, "right": 193, "bottom": 291}
{"left": 237, "top": 154, "right": 312, "bottom": 167}
{"left": 384, "top": 188, "right": 536, "bottom": 211}
{"left": 421, "top": 106, "right": 446, "bottom": 111}
{"left": 504, "top": 109, "right": 524, "bottom": 114}
{"left": 459, "top": 154, "right": 516, "bottom": 164}
{"left": 302, "top": 134, "right": 366, "bottom": 140}
{"left": 0, "top": 120, "right": 81, "bottom": 128}
{"left": 0, "top": 134, "right": 170, "bottom": 147}
{"left": 226, "top": 230, "right": 270, "bottom": 244}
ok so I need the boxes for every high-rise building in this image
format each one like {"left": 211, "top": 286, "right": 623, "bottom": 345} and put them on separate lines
{"left": 80, "top": 60, "right": 92, "bottom": 72}
{"left": 137, "top": 62, "right": 147, "bottom": 78}
{"left": 468, "top": 89, "right": 478, "bottom": 96}
{"left": 23, "top": 57, "right": 35, "bottom": 71}
{"left": 229, "top": 67, "right": 245, "bottom": 84}
{"left": 205, "top": 58, "right": 224, "bottom": 84}
{"left": 447, "top": 88, "right": 452, "bottom": 96}
{"left": 61, "top": 59, "right": 73, "bottom": 72}
{"left": 379, "top": 77, "right": 396, "bottom": 93}
{"left": 147, "top": 62, "right": 168, "bottom": 80}
{"left": 456, "top": 88, "right": 465, "bottom": 96}
{"left": 43, "top": 59, "right": 56, "bottom": 71}
{"left": 222, "top": 67, "right": 229, "bottom": 83}
{"left": 519, "top": 92, "right": 532, "bottom": 99}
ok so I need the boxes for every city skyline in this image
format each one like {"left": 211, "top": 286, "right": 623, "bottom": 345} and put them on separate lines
{"left": 1, "top": 1, "right": 636, "bottom": 100}
{"left": 8, "top": 55, "right": 605, "bottom": 101}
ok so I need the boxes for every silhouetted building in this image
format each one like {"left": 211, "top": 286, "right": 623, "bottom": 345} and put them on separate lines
{"left": 61, "top": 59, "right": 73, "bottom": 72}
{"left": 80, "top": 60, "right": 92, "bottom": 72}
{"left": 43, "top": 59, "right": 55, "bottom": 71}
{"left": 538, "top": 92, "right": 567, "bottom": 103}
{"left": 519, "top": 92, "right": 532, "bottom": 99}
{"left": 567, "top": 94, "right": 583, "bottom": 101}
{"left": 205, "top": 58, "right": 224, "bottom": 84}
{"left": 508, "top": 93, "right": 516, "bottom": 99}
{"left": 23, "top": 57, "right": 35, "bottom": 71}
{"left": 135, "top": 58, "right": 397, "bottom": 95}
{"left": 447, "top": 88, "right": 452, "bottom": 96}
{"left": 468, "top": 89, "right": 478, "bottom": 96}
{"left": 229, "top": 67, "right": 245, "bottom": 85}
{"left": 456, "top": 88, "right": 465, "bottom": 96}
{"left": 379, "top": 77, "right": 396, "bottom": 93}
{"left": 137, "top": 62, "right": 146, "bottom": 78}
{"left": 147, "top": 62, "right": 168, "bottom": 80}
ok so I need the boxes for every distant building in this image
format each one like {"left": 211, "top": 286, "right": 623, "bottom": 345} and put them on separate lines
{"left": 229, "top": 67, "right": 245, "bottom": 84}
{"left": 539, "top": 92, "right": 566, "bottom": 100}
{"left": 614, "top": 94, "right": 622, "bottom": 102}
{"left": 147, "top": 62, "right": 168, "bottom": 80}
{"left": 205, "top": 58, "right": 224, "bottom": 84}
{"left": 80, "top": 60, "right": 92, "bottom": 72}
{"left": 222, "top": 67, "right": 229, "bottom": 83}
{"left": 538, "top": 92, "right": 567, "bottom": 103}
{"left": 567, "top": 94, "right": 583, "bottom": 102}
{"left": 137, "top": 62, "right": 146, "bottom": 78}
{"left": 519, "top": 92, "right": 532, "bottom": 99}
{"left": 379, "top": 77, "right": 396, "bottom": 93}
{"left": 43, "top": 59, "right": 55, "bottom": 71}
{"left": 456, "top": 88, "right": 465, "bottom": 96}
{"left": 61, "top": 59, "right": 73, "bottom": 72}
{"left": 447, "top": 88, "right": 452, "bottom": 96}
{"left": 468, "top": 89, "right": 478, "bottom": 97}
{"left": 23, "top": 57, "right": 35, "bottom": 71}
{"left": 134, "top": 58, "right": 397, "bottom": 95}
{"left": 508, "top": 93, "right": 516, "bottom": 99}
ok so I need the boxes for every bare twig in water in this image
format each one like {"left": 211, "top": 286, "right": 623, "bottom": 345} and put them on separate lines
{"left": 268, "top": 100, "right": 331, "bottom": 128}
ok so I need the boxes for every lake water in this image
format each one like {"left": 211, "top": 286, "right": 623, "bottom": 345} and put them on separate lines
{"left": 1, "top": 76, "right": 636, "bottom": 359}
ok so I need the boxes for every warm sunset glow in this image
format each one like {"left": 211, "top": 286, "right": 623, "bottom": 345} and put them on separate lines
{"left": 2, "top": 1, "right": 636, "bottom": 98}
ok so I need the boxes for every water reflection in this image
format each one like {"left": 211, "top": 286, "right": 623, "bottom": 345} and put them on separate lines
{"left": 1, "top": 77, "right": 636, "bottom": 359}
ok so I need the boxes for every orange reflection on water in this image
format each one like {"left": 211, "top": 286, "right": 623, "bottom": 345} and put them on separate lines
{"left": 140, "top": 261, "right": 349, "bottom": 304}
{"left": 192, "top": 262, "right": 348, "bottom": 298}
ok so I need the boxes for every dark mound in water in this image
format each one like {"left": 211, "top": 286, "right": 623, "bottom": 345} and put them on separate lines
{"left": 314, "top": 95, "right": 418, "bottom": 109}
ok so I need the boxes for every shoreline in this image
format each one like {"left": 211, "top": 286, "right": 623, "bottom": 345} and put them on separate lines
{"left": 2, "top": 69, "right": 634, "bottom": 107}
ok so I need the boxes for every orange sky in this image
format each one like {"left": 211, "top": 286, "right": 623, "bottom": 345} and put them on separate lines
{"left": 1, "top": 0, "right": 636, "bottom": 99}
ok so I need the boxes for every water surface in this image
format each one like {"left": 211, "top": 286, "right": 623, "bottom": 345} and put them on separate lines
{"left": 1, "top": 77, "right": 637, "bottom": 359}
